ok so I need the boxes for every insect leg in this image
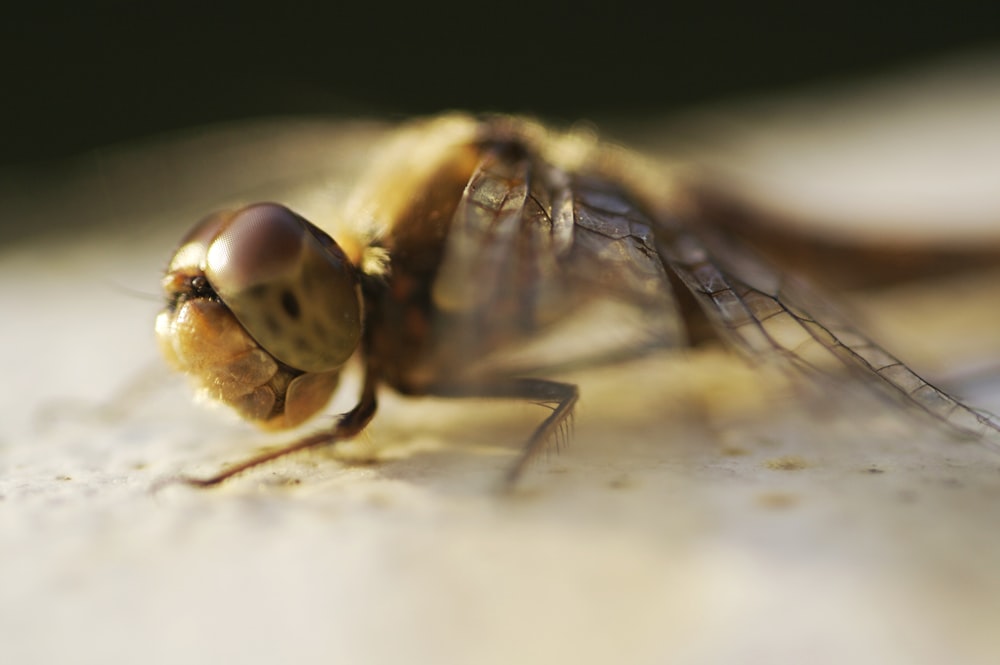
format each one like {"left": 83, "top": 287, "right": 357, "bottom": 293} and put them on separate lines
{"left": 428, "top": 378, "right": 579, "bottom": 489}
{"left": 166, "top": 370, "right": 379, "bottom": 488}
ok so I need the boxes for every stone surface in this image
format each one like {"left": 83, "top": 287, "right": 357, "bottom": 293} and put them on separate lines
{"left": 4, "top": 56, "right": 1000, "bottom": 665}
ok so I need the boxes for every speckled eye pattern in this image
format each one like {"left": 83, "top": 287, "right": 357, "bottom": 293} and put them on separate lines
{"left": 157, "top": 203, "right": 361, "bottom": 429}
{"left": 204, "top": 203, "right": 363, "bottom": 373}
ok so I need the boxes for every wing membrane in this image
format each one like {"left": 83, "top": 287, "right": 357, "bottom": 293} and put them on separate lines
{"left": 424, "top": 118, "right": 1000, "bottom": 444}
{"left": 654, "top": 211, "right": 1000, "bottom": 441}
{"left": 430, "top": 143, "right": 684, "bottom": 377}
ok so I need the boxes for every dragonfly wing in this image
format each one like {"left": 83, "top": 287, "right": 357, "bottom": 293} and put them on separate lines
{"left": 653, "top": 208, "right": 1000, "bottom": 441}
{"left": 430, "top": 142, "right": 684, "bottom": 378}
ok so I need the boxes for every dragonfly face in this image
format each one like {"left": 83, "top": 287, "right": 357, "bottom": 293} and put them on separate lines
{"left": 156, "top": 202, "right": 361, "bottom": 429}
{"left": 156, "top": 113, "right": 1000, "bottom": 487}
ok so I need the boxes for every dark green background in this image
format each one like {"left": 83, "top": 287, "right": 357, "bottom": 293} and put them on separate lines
{"left": 3, "top": 1, "right": 998, "bottom": 167}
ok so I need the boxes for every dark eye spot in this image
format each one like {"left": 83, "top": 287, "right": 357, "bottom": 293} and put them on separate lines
{"left": 281, "top": 290, "right": 301, "bottom": 319}
{"left": 247, "top": 284, "right": 270, "bottom": 301}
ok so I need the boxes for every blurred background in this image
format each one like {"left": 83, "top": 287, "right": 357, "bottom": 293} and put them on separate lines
{"left": 3, "top": 0, "right": 998, "bottom": 169}
{"left": 5, "top": 7, "right": 1000, "bottom": 665}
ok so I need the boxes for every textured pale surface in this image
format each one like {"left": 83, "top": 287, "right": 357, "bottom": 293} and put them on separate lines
{"left": 5, "top": 57, "right": 1000, "bottom": 665}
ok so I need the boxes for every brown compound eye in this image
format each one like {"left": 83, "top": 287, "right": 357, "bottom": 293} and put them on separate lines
{"left": 202, "top": 203, "right": 363, "bottom": 373}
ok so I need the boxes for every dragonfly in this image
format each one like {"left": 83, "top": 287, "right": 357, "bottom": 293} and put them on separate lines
{"left": 155, "top": 113, "right": 1000, "bottom": 488}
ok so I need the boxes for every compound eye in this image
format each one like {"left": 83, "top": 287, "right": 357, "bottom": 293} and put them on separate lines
{"left": 203, "top": 203, "right": 363, "bottom": 372}
{"left": 165, "top": 210, "right": 234, "bottom": 275}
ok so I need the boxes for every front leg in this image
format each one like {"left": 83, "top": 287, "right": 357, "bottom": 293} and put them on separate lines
{"left": 428, "top": 378, "right": 579, "bottom": 488}
{"left": 167, "top": 368, "right": 379, "bottom": 488}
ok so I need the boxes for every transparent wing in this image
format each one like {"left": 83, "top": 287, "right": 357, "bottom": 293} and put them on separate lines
{"left": 653, "top": 210, "right": 1000, "bottom": 442}
{"left": 430, "top": 143, "right": 684, "bottom": 377}
{"left": 420, "top": 119, "right": 1000, "bottom": 447}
